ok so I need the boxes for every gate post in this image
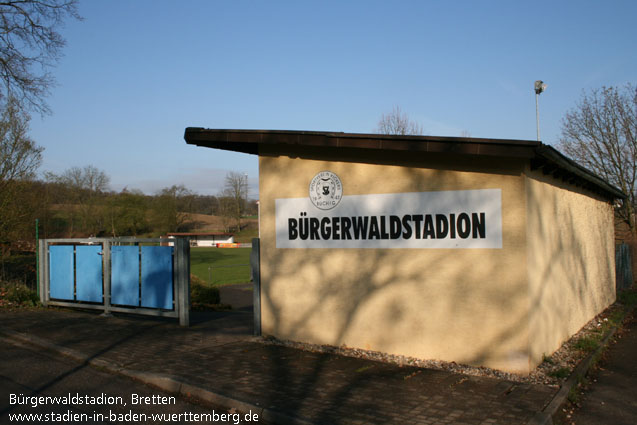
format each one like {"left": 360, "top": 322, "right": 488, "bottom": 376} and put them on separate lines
{"left": 251, "top": 238, "right": 261, "bottom": 336}
{"left": 38, "top": 239, "right": 48, "bottom": 307}
{"left": 103, "top": 240, "right": 112, "bottom": 315}
{"left": 175, "top": 237, "right": 190, "bottom": 327}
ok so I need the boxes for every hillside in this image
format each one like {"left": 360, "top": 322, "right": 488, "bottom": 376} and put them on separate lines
{"left": 184, "top": 213, "right": 258, "bottom": 243}
{"left": 42, "top": 204, "right": 258, "bottom": 240}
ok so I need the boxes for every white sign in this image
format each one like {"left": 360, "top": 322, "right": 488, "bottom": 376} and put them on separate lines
{"left": 276, "top": 189, "right": 502, "bottom": 249}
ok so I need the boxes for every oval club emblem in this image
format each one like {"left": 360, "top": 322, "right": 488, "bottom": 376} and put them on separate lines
{"left": 309, "top": 171, "right": 343, "bottom": 210}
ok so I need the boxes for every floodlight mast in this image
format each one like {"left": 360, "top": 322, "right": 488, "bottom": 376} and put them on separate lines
{"left": 534, "top": 80, "right": 547, "bottom": 142}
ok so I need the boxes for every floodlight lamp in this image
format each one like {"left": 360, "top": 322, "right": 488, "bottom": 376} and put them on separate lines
{"left": 534, "top": 80, "right": 547, "bottom": 94}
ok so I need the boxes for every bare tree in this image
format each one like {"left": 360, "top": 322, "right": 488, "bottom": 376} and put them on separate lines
{"left": 58, "top": 165, "right": 110, "bottom": 193}
{"left": 0, "top": 0, "right": 80, "bottom": 114}
{"left": 217, "top": 196, "right": 235, "bottom": 233}
{"left": 558, "top": 84, "right": 637, "bottom": 235}
{"left": 375, "top": 106, "right": 424, "bottom": 135}
{"left": 46, "top": 165, "right": 110, "bottom": 235}
{"left": 220, "top": 171, "right": 248, "bottom": 232}
{"left": 0, "top": 97, "right": 42, "bottom": 184}
{"left": 0, "top": 96, "right": 43, "bottom": 243}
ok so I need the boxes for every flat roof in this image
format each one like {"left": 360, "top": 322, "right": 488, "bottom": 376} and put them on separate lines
{"left": 184, "top": 128, "right": 625, "bottom": 201}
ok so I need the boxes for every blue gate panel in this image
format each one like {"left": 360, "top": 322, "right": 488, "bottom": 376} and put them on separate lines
{"left": 49, "top": 245, "right": 75, "bottom": 300}
{"left": 111, "top": 246, "right": 139, "bottom": 306}
{"left": 141, "top": 246, "right": 173, "bottom": 309}
{"left": 76, "top": 245, "right": 103, "bottom": 302}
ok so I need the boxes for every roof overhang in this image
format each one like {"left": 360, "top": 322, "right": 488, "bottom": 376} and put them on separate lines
{"left": 184, "top": 128, "right": 626, "bottom": 201}
{"left": 184, "top": 128, "right": 539, "bottom": 157}
{"left": 166, "top": 232, "right": 233, "bottom": 237}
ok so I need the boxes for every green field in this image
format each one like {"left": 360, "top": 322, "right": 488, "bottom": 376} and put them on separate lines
{"left": 190, "top": 247, "right": 251, "bottom": 286}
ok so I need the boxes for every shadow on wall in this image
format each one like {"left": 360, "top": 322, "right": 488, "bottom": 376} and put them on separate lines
{"left": 525, "top": 171, "right": 615, "bottom": 366}
{"left": 254, "top": 160, "right": 617, "bottom": 422}
{"left": 258, "top": 164, "right": 532, "bottom": 421}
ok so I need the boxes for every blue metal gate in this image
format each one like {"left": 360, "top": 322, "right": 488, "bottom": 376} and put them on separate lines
{"left": 40, "top": 238, "right": 190, "bottom": 326}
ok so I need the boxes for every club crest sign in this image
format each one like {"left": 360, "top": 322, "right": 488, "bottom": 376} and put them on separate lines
{"left": 309, "top": 171, "right": 342, "bottom": 210}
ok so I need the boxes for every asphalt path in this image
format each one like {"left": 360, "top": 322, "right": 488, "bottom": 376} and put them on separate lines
{"left": 0, "top": 337, "right": 263, "bottom": 425}
{"left": 566, "top": 314, "right": 637, "bottom": 425}
{"left": 218, "top": 284, "right": 253, "bottom": 312}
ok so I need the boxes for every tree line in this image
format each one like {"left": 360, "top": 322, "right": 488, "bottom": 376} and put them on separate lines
{"left": 0, "top": 95, "right": 256, "bottom": 249}
{"left": 1, "top": 166, "right": 257, "bottom": 248}
{"left": 0, "top": 104, "right": 255, "bottom": 284}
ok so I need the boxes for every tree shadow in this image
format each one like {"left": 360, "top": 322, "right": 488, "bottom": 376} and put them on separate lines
{"left": 254, "top": 150, "right": 616, "bottom": 422}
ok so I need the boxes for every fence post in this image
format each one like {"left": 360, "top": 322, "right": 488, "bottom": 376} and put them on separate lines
{"left": 38, "top": 239, "right": 47, "bottom": 307}
{"left": 251, "top": 238, "right": 261, "bottom": 336}
{"left": 35, "top": 219, "right": 39, "bottom": 297}
{"left": 103, "top": 240, "right": 112, "bottom": 315}
{"left": 175, "top": 238, "right": 190, "bottom": 327}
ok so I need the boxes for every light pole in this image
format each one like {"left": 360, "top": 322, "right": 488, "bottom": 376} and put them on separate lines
{"left": 535, "top": 80, "right": 547, "bottom": 142}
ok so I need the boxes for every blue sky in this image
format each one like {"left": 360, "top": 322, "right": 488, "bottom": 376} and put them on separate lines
{"left": 29, "top": 0, "right": 636, "bottom": 196}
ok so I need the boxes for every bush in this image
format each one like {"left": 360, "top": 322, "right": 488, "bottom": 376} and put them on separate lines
{"left": 0, "top": 281, "right": 39, "bottom": 307}
{"left": 0, "top": 253, "right": 37, "bottom": 288}
{"left": 190, "top": 275, "right": 220, "bottom": 305}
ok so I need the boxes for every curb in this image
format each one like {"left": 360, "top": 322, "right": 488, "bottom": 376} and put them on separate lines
{"left": 528, "top": 303, "right": 634, "bottom": 425}
{"left": 0, "top": 327, "right": 315, "bottom": 425}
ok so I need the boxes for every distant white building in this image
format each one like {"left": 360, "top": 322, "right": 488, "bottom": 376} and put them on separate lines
{"left": 162, "top": 233, "right": 234, "bottom": 247}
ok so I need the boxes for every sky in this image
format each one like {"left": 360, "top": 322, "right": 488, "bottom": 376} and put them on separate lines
{"left": 29, "top": 0, "right": 636, "bottom": 197}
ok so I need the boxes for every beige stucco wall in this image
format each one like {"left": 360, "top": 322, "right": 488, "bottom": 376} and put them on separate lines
{"left": 525, "top": 170, "right": 616, "bottom": 367}
{"left": 259, "top": 148, "right": 536, "bottom": 374}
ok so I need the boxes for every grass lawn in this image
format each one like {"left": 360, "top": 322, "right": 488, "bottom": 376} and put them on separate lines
{"left": 190, "top": 247, "right": 251, "bottom": 286}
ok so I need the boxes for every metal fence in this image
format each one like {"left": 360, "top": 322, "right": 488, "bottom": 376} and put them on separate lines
{"left": 616, "top": 243, "right": 634, "bottom": 291}
{"left": 38, "top": 237, "right": 190, "bottom": 326}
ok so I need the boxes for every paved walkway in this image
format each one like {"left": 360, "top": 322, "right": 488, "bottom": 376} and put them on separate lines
{"left": 0, "top": 308, "right": 557, "bottom": 424}
{"left": 0, "top": 339, "right": 242, "bottom": 425}
{"left": 568, "top": 313, "right": 637, "bottom": 425}
{"left": 219, "top": 284, "right": 254, "bottom": 312}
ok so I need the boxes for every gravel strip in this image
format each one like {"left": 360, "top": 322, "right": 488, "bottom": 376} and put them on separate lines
{"left": 258, "top": 302, "right": 628, "bottom": 387}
